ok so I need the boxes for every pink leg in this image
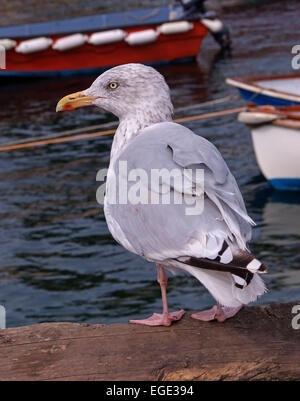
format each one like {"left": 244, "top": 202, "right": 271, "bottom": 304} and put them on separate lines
{"left": 130, "top": 264, "right": 185, "bottom": 327}
{"left": 192, "top": 302, "right": 242, "bottom": 323}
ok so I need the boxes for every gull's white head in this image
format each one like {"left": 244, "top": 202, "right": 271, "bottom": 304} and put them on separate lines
{"left": 57, "top": 63, "right": 174, "bottom": 124}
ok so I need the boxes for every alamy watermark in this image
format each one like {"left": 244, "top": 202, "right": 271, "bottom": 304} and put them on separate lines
{"left": 291, "top": 304, "right": 300, "bottom": 330}
{"left": 0, "top": 305, "right": 5, "bottom": 329}
{"left": 96, "top": 161, "right": 205, "bottom": 216}
{"left": 291, "top": 45, "right": 300, "bottom": 70}
{"left": 0, "top": 45, "right": 6, "bottom": 70}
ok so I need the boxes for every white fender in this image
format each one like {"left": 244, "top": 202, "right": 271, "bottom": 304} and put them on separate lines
{"left": 238, "top": 111, "right": 279, "bottom": 125}
{"left": 201, "top": 18, "right": 223, "bottom": 33}
{"left": 52, "top": 33, "right": 87, "bottom": 51}
{"left": 125, "top": 29, "right": 159, "bottom": 46}
{"left": 88, "top": 29, "right": 126, "bottom": 45}
{"left": 0, "top": 38, "right": 17, "bottom": 50}
{"left": 157, "top": 21, "right": 193, "bottom": 35}
{"left": 16, "top": 37, "right": 52, "bottom": 54}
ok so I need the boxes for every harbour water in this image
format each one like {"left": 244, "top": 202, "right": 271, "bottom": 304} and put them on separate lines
{"left": 0, "top": 0, "right": 299, "bottom": 327}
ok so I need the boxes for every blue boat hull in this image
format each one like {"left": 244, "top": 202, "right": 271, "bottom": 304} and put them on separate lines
{"left": 269, "top": 178, "right": 300, "bottom": 191}
{"left": 238, "top": 88, "right": 300, "bottom": 106}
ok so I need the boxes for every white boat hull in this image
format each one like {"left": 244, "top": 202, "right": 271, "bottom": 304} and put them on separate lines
{"left": 251, "top": 124, "right": 300, "bottom": 190}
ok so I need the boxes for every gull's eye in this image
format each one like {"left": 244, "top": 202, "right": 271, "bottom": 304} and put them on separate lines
{"left": 108, "top": 82, "right": 119, "bottom": 90}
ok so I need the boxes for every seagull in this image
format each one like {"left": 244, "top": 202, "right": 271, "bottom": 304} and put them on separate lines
{"left": 56, "top": 63, "right": 268, "bottom": 326}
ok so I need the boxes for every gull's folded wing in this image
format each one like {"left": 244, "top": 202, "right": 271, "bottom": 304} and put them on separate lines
{"left": 106, "top": 122, "right": 253, "bottom": 263}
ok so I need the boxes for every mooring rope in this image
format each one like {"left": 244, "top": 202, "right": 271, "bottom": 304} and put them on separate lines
{"left": 1, "top": 94, "right": 238, "bottom": 148}
{"left": 0, "top": 102, "right": 244, "bottom": 153}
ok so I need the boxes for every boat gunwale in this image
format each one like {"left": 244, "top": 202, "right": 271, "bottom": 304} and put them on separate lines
{"left": 226, "top": 73, "right": 300, "bottom": 103}
{"left": 273, "top": 119, "right": 300, "bottom": 129}
{"left": 244, "top": 105, "right": 300, "bottom": 129}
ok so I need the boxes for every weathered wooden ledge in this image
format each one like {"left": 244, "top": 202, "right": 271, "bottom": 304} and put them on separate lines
{"left": 0, "top": 302, "right": 299, "bottom": 381}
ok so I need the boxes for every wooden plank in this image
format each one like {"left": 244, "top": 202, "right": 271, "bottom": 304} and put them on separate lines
{"left": 0, "top": 302, "right": 299, "bottom": 381}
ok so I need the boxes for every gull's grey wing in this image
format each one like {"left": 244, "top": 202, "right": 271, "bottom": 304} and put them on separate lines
{"left": 105, "top": 122, "right": 254, "bottom": 263}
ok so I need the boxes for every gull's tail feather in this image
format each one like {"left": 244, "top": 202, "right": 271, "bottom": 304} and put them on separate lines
{"left": 232, "top": 273, "right": 267, "bottom": 305}
{"left": 169, "top": 241, "right": 268, "bottom": 308}
{"left": 173, "top": 262, "right": 267, "bottom": 308}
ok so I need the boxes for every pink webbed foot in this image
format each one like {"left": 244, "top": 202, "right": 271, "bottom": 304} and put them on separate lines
{"left": 130, "top": 309, "right": 185, "bottom": 327}
{"left": 192, "top": 304, "right": 242, "bottom": 323}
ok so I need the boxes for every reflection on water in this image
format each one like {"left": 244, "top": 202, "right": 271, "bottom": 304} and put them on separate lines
{"left": 258, "top": 192, "right": 300, "bottom": 297}
{"left": 0, "top": 0, "right": 300, "bottom": 327}
{"left": 261, "top": 192, "right": 300, "bottom": 246}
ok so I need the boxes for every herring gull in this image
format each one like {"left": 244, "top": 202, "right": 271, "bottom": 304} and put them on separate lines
{"left": 56, "top": 63, "right": 268, "bottom": 326}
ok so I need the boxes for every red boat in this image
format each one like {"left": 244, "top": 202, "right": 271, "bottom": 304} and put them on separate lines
{"left": 0, "top": 4, "right": 216, "bottom": 77}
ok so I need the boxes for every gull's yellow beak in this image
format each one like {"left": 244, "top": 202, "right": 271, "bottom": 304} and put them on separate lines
{"left": 56, "top": 91, "right": 98, "bottom": 112}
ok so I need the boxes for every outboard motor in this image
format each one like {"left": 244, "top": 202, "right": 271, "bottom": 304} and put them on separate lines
{"left": 180, "top": 0, "right": 206, "bottom": 16}
{"left": 201, "top": 10, "right": 231, "bottom": 51}
{"left": 178, "top": 0, "right": 231, "bottom": 51}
